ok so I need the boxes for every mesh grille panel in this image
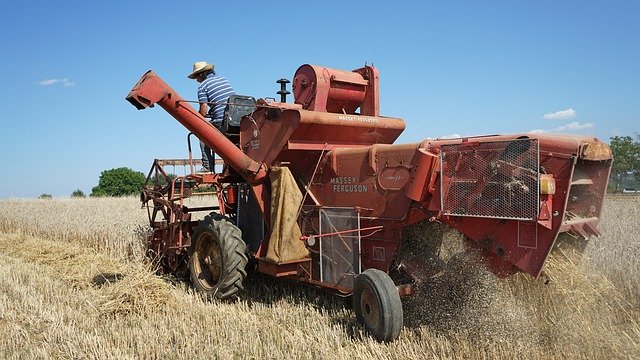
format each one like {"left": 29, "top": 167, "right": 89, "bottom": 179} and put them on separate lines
{"left": 319, "top": 208, "right": 360, "bottom": 288}
{"left": 440, "top": 139, "right": 539, "bottom": 220}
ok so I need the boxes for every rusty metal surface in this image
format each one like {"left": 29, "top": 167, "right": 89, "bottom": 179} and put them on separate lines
{"left": 138, "top": 158, "right": 223, "bottom": 273}
{"left": 157, "top": 159, "right": 223, "bottom": 166}
{"left": 239, "top": 107, "right": 405, "bottom": 167}
{"left": 293, "top": 64, "right": 379, "bottom": 116}
{"left": 580, "top": 141, "right": 613, "bottom": 160}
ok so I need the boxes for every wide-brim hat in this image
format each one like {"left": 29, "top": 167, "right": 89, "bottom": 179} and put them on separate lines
{"left": 188, "top": 61, "right": 214, "bottom": 79}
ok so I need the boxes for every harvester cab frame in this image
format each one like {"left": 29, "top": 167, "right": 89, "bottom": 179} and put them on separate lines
{"left": 126, "top": 63, "right": 612, "bottom": 342}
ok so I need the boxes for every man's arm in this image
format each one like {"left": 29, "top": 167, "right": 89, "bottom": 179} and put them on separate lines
{"left": 199, "top": 103, "right": 208, "bottom": 118}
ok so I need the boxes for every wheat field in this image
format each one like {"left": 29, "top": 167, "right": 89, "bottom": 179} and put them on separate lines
{"left": 0, "top": 196, "right": 638, "bottom": 359}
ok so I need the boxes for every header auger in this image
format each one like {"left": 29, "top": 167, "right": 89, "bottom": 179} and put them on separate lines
{"left": 127, "top": 64, "right": 612, "bottom": 342}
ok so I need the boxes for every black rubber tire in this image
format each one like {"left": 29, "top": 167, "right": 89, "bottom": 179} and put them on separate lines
{"left": 353, "top": 269, "right": 403, "bottom": 342}
{"left": 189, "top": 213, "right": 248, "bottom": 300}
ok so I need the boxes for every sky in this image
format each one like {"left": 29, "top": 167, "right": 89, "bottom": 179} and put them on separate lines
{"left": 0, "top": 1, "right": 638, "bottom": 198}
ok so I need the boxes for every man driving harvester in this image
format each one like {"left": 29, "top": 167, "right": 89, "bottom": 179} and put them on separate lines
{"left": 188, "top": 61, "right": 235, "bottom": 173}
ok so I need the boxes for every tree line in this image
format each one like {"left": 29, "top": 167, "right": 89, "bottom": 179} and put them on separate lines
{"left": 39, "top": 167, "right": 146, "bottom": 199}
{"left": 609, "top": 134, "right": 640, "bottom": 192}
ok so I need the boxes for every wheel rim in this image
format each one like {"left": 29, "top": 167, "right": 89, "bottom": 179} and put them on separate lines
{"left": 360, "top": 287, "right": 381, "bottom": 332}
{"left": 193, "top": 232, "right": 222, "bottom": 290}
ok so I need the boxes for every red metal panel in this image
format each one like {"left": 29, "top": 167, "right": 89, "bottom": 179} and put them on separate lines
{"left": 353, "top": 66, "right": 380, "bottom": 116}
{"left": 293, "top": 64, "right": 376, "bottom": 115}
{"left": 239, "top": 107, "right": 405, "bottom": 167}
{"left": 310, "top": 143, "right": 421, "bottom": 219}
{"left": 405, "top": 148, "right": 439, "bottom": 202}
{"left": 359, "top": 220, "right": 403, "bottom": 273}
{"left": 292, "top": 110, "right": 405, "bottom": 145}
{"left": 239, "top": 107, "right": 301, "bottom": 165}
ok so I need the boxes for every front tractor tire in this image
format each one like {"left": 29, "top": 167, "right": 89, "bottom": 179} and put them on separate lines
{"left": 353, "top": 269, "right": 404, "bottom": 342}
{"left": 189, "top": 213, "right": 248, "bottom": 300}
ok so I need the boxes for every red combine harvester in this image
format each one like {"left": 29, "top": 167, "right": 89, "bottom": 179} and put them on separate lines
{"left": 126, "top": 64, "right": 612, "bottom": 341}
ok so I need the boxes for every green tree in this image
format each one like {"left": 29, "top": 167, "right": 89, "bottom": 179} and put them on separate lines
{"left": 636, "top": 133, "right": 640, "bottom": 184}
{"left": 38, "top": 194, "right": 52, "bottom": 199}
{"left": 609, "top": 135, "right": 640, "bottom": 192}
{"left": 71, "top": 189, "right": 86, "bottom": 197}
{"left": 91, "top": 167, "right": 146, "bottom": 197}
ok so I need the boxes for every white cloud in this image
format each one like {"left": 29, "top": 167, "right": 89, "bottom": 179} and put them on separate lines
{"left": 527, "top": 129, "right": 546, "bottom": 134}
{"left": 552, "top": 121, "right": 593, "bottom": 132}
{"left": 542, "top": 108, "right": 576, "bottom": 120}
{"left": 527, "top": 121, "right": 594, "bottom": 134}
{"left": 439, "top": 133, "right": 462, "bottom": 139}
{"left": 35, "top": 78, "right": 75, "bottom": 87}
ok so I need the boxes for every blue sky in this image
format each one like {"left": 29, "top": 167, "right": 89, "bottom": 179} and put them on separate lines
{"left": 0, "top": 1, "right": 638, "bottom": 198}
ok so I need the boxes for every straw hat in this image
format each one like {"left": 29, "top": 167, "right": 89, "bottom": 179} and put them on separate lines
{"left": 188, "top": 61, "right": 214, "bottom": 79}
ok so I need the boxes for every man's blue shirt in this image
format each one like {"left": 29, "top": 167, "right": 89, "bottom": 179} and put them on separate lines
{"left": 197, "top": 73, "right": 235, "bottom": 120}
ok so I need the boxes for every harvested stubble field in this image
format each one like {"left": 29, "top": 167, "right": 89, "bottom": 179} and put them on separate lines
{"left": 0, "top": 195, "right": 638, "bottom": 359}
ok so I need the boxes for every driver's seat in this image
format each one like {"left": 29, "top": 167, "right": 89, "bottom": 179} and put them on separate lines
{"left": 220, "top": 95, "right": 256, "bottom": 138}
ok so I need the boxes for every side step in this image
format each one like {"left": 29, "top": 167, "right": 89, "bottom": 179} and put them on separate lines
{"left": 560, "top": 216, "right": 601, "bottom": 239}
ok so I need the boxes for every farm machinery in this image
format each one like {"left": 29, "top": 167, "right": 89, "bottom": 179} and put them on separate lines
{"left": 126, "top": 64, "right": 612, "bottom": 341}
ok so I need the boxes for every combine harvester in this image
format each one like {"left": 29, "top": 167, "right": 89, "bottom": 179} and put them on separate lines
{"left": 126, "top": 64, "right": 612, "bottom": 341}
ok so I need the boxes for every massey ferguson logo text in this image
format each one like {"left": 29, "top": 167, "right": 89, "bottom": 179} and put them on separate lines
{"left": 330, "top": 177, "right": 368, "bottom": 193}
{"left": 337, "top": 115, "right": 379, "bottom": 123}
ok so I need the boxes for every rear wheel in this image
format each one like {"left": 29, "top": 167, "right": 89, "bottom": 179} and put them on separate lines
{"left": 189, "top": 213, "right": 248, "bottom": 300}
{"left": 353, "top": 269, "right": 403, "bottom": 342}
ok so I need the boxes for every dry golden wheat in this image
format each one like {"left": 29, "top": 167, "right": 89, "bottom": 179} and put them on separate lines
{"left": 0, "top": 196, "right": 638, "bottom": 359}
